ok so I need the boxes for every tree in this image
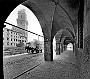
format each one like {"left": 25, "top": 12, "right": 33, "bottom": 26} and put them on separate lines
{"left": 16, "top": 42, "right": 25, "bottom": 47}
{"left": 33, "top": 39, "right": 40, "bottom": 47}
{"left": 33, "top": 39, "right": 43, "bottom": 49}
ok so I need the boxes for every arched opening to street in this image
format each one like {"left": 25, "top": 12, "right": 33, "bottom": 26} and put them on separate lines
{"left": 4, "top": 4, "right": 44, "bottom": 57}
{"left": 52, "top": 28, "right": 76, "bottom": 63}
{"left": 53, "top": 36, "right": 56, "bottom": 59}
{"left": 67, "top": 43, "right": 73, "bottom": 50}
{"left": 3, "top": 4, "right": 45, "bottom": 79}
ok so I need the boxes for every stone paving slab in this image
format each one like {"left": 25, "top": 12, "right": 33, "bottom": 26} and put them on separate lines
{"left": 17, "top": 60, "right": 80, "bottom": 79}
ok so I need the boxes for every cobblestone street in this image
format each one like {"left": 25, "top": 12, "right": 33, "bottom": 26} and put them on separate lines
{"left": 3, "top": 53, "right": 44, "bottom": 79}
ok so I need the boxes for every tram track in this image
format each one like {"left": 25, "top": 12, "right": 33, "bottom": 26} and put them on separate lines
{"left": 4, "top": 53, "right": 44, "bottom": 79}
{"left": 13, "top": 61, "right": 43, "bottom": 79}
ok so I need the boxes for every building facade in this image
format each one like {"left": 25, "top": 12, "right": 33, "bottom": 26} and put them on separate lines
{"left": 3, "top": 28, "right": 27, "bottom": 47}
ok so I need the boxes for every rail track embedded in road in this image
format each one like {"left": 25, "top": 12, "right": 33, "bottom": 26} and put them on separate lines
{"left": 13, "top": 61, "right": 43, "bottom": 79}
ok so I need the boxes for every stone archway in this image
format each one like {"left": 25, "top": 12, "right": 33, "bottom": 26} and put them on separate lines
{"left": 22, "top": 0, "right": 76, "bottom": 61}
{"left": 67, "top": 43, "right": 73, "bottom": 50}
{"left": 22, "top": 0, "right": 55, "bottom": 61}
{"left": 3, "top": 0, "right": 79, "bottom": 61}
{"left": 60, "top": 36, "right": 74, "bottom": 53}
{"left": 55, "top": 28, "right": 74, "bottom": 55}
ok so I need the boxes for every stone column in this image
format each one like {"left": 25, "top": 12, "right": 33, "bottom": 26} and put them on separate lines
{"left": 78, "top": 0, "right": 84, "bottom": 49}
{"left": 63, "top": 44, "right": 65, "bottom": 52}
{"left": 65, "top": 45, "right": 67, "bottom": 51}
{"left": 44, "top": 39, "right": 53, "bottom": 61}
{"left": 59, "top": 43, "right": 61, "bottom": 55}
{"left": 73, "top": 43, "right": 74, "bottom": 52}
{"left": 61, "top": 44, "right": 63, "bottom": 53}
{"left": 63, "top": 44, "right": 64, "bottom": 51}
{"left": 64, "top": 45, "right": 66, "bottom": 51}
{"left": 56, "top": 42, "right": 60, "bottom": 55}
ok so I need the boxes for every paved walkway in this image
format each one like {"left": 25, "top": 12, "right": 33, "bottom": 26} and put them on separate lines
{"left": 17, "top": 50, "right": 80, "bottom": 79}
{"left": 3, "top": 53, "right": 28, "bottom": 58}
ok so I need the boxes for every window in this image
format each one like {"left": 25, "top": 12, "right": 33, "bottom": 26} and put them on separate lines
{"left": 11, "top": 39, "right": 12, "bottom": 41}
{"left": 14, "top": 43, "right": 15, "bottom": 45}
{"left": 11, "top": 35, "right": 12, "bottom": 37}
{"left": 7, "top": 33, "right": 9, "bottom": 36}
{"left": 14, "top": 39, "right": 15, "bottom": 41}
{"left": 21, "top": 15, "right": 22, "bottom": 18}
{"left": 16, "top": 39, "right": 17, "bottom": 41}
{"left": 21, "top": 21, "right": 22, "bottom": 25}
{"left": 7, "top": 42, "right": 9, "bottom": 45}
{"left": 16, "top": 36, "right": 17, "bottom": 38}
{"left": 11, "top": 43, "right": 12, "bottom": 45}
{"left": 11, "top": 31, "right": 12, "bottom": 34}
{"left": 7, "top": 29, "right": 9, "bottom": 32}
{"left": 7, "top": 37, "right": 8, "bottom": 40}
{"left": 22, "top": 40, "right": 24, "bottom": 42}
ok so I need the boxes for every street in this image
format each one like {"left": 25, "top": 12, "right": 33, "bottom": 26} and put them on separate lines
{"left": 3, "top": 53, "right": 44, "bottom": 79}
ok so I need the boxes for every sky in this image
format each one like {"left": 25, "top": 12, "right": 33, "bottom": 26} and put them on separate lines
{"left": 5, "top": 4, "right": 44, "bottom": 42}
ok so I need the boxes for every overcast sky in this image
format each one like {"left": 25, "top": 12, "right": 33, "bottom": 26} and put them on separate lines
{"left": 5, "top": 4, "right": 44, "bottom": 42}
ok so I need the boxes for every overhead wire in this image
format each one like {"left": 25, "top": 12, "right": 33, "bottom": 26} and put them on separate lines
{"left": 4, "top": 21, "right": 44, "bottom": 38}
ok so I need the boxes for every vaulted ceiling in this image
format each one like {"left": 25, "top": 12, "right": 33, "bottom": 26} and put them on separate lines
{"left": 2, "top": 0, "right": 80, "bottom": 40}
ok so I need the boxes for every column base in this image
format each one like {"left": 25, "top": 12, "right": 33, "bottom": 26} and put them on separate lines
{"left": 44, "top": 53, "right": 53, "bottom": 61}
{"left": 56, "top": 51, "right": 59, "bottom": 55}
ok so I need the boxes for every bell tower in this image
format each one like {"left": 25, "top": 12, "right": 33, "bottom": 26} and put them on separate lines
{"left": 17, "top": 9, "right": 28, "bottom": 36}
{"left": 12, "top": 9, "right": 28, "bottom": 42}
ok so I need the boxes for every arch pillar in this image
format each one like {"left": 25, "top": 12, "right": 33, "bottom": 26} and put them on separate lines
{"left": 73, "top": 42, "right": 75, "bottom": 52}
{"left": 64, "top": 45, "right": 67, "bottom": 51}
{"left": 63, "top": 44, "right": 65, "bottom": 52}
{"left": 61, "top": 43, "right": 63, "bottom": 53}
{"left": 63, "top": 44, "right": 67, "bottom": 51}
{"left": 55, "top": 38, "right": 60, "bottom": 55}
{"left": 56, "top": 42, "right": 60, "bottom": 55}
{"left": 44, "top": 39, "right": 53, "bottom": 61}
{"left": 59, "top": 43, "right": 62, "bottom": 54}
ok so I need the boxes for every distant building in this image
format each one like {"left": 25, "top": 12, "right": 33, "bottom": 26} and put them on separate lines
{"left": 3, "top": 28, "right": 27, "bottom": 47}
{"left": 3, "top": 9, "right": 28, "bottom": 48}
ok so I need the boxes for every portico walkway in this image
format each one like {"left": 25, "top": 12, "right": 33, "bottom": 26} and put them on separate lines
{"left": 17, "top": 50, "right": 80, "bottom": 79}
